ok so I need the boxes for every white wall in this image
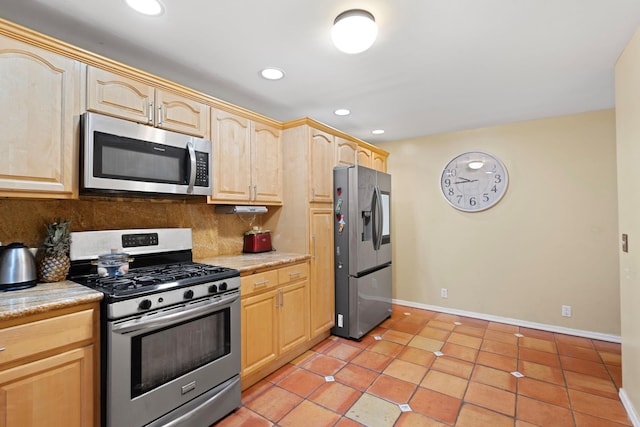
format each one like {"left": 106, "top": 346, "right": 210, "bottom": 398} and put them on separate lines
{"left": 615, "top": 25, "right": 640, "bottom": 424}
{"left": 378, "top": 110, "right": 620, "bottom": 335}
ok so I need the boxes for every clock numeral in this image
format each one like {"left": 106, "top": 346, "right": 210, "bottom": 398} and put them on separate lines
{"left": 444, "top": 178, "right": 451, "bottom": 187}
{"left": 491, "top": 185, "right": 497, "bottom": 193}
{"left": 448, "top": 188, "right": 454, "bottom": 196}
{"left": 469, "top": 196, "right": 477, "bottom": 207}
{"left": 456, "top": 195, "right": 463, "bottom": 204}
{"left": 495, "top": 174, "right": 502, "bottom": 184}
{"left": 445, "top": 169, "right": 457, "bottom": 177}
{"left": 483, "top": 193, "right": 490, "bottom": 202}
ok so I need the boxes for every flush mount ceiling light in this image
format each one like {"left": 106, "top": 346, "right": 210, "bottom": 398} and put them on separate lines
{"left": 334, "top": 109, "right": 351, "bottom": 116}
{"left": 126, "top": 0, "right": 164, "bottom": 16}
{"left": 372, "top": 129, "right": 385, "bottom": 135}
{"left": 332, "top": 9, "right": 378, "bottom": 54}
{"left": 260, "top": 68, "right": 285, "bottom": 80}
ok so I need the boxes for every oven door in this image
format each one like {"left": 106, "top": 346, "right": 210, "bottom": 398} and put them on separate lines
{"left": 106, "top": 291, "right": 240, "bottom": 427}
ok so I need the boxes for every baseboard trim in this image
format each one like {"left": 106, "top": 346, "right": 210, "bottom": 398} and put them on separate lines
{"left": 620, "top": 389, "right": 640, "bottom": 427}
{"left": 393, "top": 299, "right": 621, "bottom": 343}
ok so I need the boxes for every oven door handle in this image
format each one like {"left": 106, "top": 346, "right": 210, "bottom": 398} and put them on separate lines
{"left": 112, "top": 293, "right": 239, "bottom": 334}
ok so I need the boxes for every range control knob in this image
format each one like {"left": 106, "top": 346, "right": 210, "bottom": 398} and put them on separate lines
{"left": 139, "top": 299, "right": 152, "bottom": 310}
{"left": 208, "top": 284, "right": 218, "bottom": 294}
{"left": 184, "top": 289, "right": 194, "bottom": 299}
{"left": 219, "top": 282, "right": 228, "bottom": 291}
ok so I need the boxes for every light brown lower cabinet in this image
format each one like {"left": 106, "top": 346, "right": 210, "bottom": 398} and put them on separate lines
{"left": 0, "top": 303, "right": 99, "bottom": 427}
{"left": 240, "top": 262, "right": 310, "bottom": 385}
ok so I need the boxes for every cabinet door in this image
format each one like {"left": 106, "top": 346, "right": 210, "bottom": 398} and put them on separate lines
{"left": 335, "top": 137, "right": 357, "bottom": 167}
{"left": 86, "top": 66, "right": 154, "bottom": 124}
{"left": 0, "top": 36, "right": 80, "bottom": 198}
{"left": 156, "top": 89, "right": 208, "bottom": 138}
{"left": 0, "top": 346, "right": 93, "bottom": 427}
{"left": 309, "top": 129, "right": 334, "bottom": 202}
{"left": 309, "top": 207, "right": 335, "bottom": 337}
{"left": 279, "top": 281, "right": 309, "bottom": 354}
{"left": 241, "top": 290, "right": 278, "bottom": 376}
{"left": 373, "top": 152, "right": 387, "bottom": 172}
{"left": 252, "top": 122, "right": 282, "bottom": 204}
{"left": 210, "top": 109, "right": 252, "bottom": 202}
{"left": 357, "top": 146, "right": 373, "bottom": 168}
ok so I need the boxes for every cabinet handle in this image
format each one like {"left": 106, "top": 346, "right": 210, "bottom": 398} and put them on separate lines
{"left": 249, "top": 185, "right": 252, "bottom": 200}
{"left": 254, "top": 280, "right": 269, "bottom": 287}
{"left": 253, "top": 185, "right": 257, "bottom": 201}
{"left": 148, "top": 101, "right": 154, "bottom": 123}
{"left": 279, "top": 289, "right": 284, "bottom": 308}
{"left": 289, "top": 271, "right": 301, "bottom": 277}
{"left": 312, "top": 188, "right": 315, "bottom": 201}
{"left": 157, "top": 105, "right": 163, "bottom": 125}
{"left": 0, "top": 347, "right": 5, "bottom": 352}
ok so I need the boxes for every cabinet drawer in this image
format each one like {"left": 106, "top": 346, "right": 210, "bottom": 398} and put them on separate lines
{"left": 241, "top": 270, "right": 279, "bottom": 297}
{"left": 0, "top": 309, "right": 94, "bottom": 366}
{"left": 278, "top": 263, "right": 309, "bottom": 285}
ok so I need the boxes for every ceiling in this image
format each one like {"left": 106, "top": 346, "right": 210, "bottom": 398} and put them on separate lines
{"left": 2, "top": 1, "right": 640, "bottom": 144}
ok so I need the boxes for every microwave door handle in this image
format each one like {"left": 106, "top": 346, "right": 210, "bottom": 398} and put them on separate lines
{"left": 186, "top": 140, "right": 197, "bottom": 194}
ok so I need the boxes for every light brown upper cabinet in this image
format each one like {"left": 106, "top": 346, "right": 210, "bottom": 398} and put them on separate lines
{"left": 335, "top": 136, "right": 358, "bottom": 167}
{"left": 209, "top": 109, "right": 282, "bottom": 204}
{"left": 309, "top": 128, "right": 334, "bottom": 203}
{"left": 86, "top": 66, "right": 209, "bottom": 138}
{"left": 373, "top": 151, "right": 387, "bottom": 172}
{"left": 357, "top": 146, "right": 373, "bottom": 168}
{"left": 0, "top": 34, "right": 80, "bottom": 198}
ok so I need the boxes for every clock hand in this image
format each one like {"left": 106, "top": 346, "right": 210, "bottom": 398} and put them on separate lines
{"left": 454, "top": 177, "right": 478, "bottom": 184}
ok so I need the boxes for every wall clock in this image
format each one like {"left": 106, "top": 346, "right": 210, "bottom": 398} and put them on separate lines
{"left": 440, "top": 151, "right": 509, "bottom": 212}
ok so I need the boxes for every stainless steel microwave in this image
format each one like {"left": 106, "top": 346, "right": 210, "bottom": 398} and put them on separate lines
{"left": 81, "top": 112, "right": 212, "bottom": 196}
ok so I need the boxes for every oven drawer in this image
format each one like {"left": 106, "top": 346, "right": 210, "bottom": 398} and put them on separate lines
{"left": 241, "top": 270, "right": 279, "bottom": 296}
{"left": 278, "top": 262, "right": 309, "bottom": 286}
{"left": 0, "top": 309, "right": 94, "bottom": 366}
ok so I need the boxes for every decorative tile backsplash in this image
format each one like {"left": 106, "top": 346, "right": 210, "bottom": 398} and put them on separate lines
{"left": 0, "top": 198, "right": 265, "bottom": 258}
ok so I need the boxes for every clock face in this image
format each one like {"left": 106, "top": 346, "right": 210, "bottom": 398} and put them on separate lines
{"left": 440, "top": 151, "right": 509, "bottom": 212}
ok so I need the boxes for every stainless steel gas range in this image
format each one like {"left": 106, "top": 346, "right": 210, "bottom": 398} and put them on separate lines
{"left": 68, "top": 228, "right": 240, "bottom": 427}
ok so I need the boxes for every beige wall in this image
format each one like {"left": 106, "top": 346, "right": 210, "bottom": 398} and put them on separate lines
{"left": 378, "top": 110, "right": 620, "bottom": 335}
{"left": 0, "top": 198, "right": 274, "bottom": 259}
{"left": 615, "top": 26, "right": 640, "bottom": 421}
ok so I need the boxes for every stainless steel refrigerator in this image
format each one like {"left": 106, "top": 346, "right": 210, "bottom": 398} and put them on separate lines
{"left": 332, "top": 165, "right": 392, "bottom": 340}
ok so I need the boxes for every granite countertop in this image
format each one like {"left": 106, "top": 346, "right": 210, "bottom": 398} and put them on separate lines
{"left": 0, "top": 252, "right": 308, "bottom": 321}
{"left": 0, "top": 281, "right": 103, "bottom": 321}
{"left": 197, "top": 252, "right": 310, "bottom": 275}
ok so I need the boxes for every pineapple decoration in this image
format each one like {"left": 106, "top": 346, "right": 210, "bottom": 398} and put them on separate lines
{"left": 38, "top": 218, "right": 72, "bottom": 283}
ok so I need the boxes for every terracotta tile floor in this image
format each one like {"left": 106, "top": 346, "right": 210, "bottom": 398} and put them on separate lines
{"left": 215, "top": 305, "right": 629, "bottom": 426}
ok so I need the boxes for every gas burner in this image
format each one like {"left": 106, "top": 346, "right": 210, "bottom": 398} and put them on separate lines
{"left": 132, "top": 275, "right": 161, "bottom": 286}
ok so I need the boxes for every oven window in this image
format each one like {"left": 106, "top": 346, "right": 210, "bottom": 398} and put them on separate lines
{"left": 130, "top": 309, "right": 230, "bottom": 398}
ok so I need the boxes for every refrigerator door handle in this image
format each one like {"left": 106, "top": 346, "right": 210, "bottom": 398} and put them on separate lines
{"left": 372, "top": 186, "right": 383, "bottom": 251}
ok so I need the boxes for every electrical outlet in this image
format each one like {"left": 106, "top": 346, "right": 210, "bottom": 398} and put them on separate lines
{"left": 441, "top": 288, "right": 448, "bottom": 299}
{"left": 562, "top": 305, "right": 572, "bottom": 317}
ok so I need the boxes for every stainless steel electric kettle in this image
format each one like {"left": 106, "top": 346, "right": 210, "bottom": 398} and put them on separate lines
{"left": 0, "top": 242, "right": 37, "bottom": 291}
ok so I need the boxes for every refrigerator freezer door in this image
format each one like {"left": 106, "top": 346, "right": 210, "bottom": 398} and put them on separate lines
{"left": 348, "top": 264, "right": 392, "bottom": 339}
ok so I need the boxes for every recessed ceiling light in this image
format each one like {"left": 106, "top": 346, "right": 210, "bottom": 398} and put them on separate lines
{"left": 260, "top": 68, "right": 285, "bottom": 80}
{"left": 372, "top": 129, "right": 385, "bottom": 135}
{"left": 334, "top": 109, "right": 351, "bottom": 116}
{"left": 126, "top": 0, "right": 164, "bottom": 16}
